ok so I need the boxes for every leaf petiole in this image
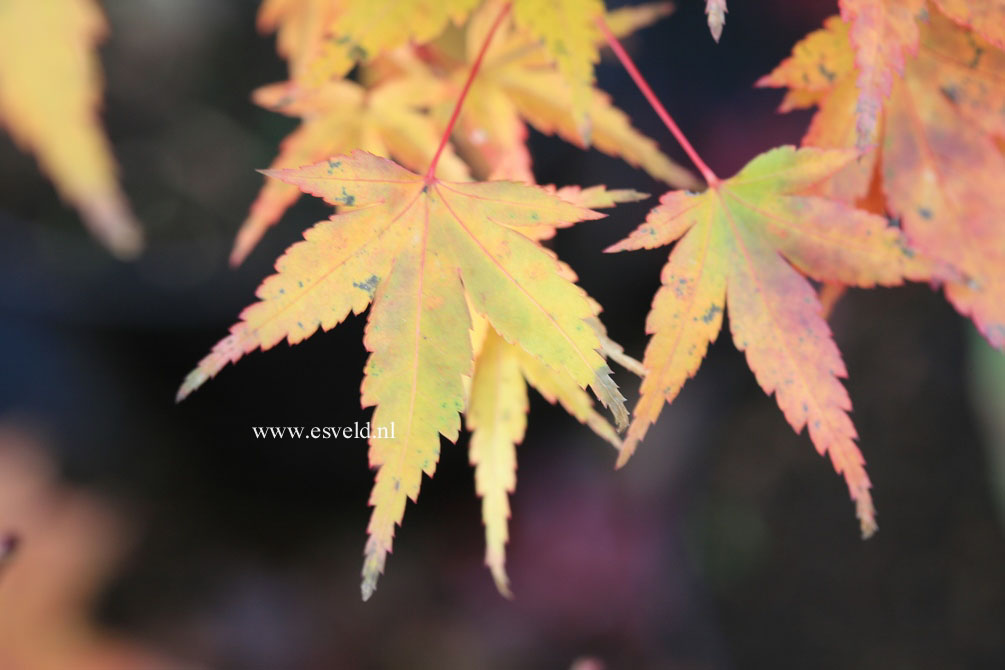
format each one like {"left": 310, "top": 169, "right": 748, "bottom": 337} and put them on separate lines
{"left": 595, "top": 16, "right": 720, "bottom": 187}
{"left": 425, "top": 2, "right": 512, "bottom": 184}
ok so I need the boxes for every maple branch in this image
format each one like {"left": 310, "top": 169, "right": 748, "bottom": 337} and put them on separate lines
{"left": 425, "top": 2, "right": 511, "bottom": 183}
{"left": 595, "top": 17, "right": 720, "bottom": 186}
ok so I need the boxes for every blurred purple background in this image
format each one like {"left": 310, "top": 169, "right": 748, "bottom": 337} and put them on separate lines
{"left": 1, "top": 1, "right": 1003, "bottom": 668}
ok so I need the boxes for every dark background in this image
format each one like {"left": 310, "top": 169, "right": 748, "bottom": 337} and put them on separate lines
{"left": 1, "top": 0, "right": 1003, "bottom": 668}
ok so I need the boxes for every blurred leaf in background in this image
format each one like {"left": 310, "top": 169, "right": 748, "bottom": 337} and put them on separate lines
{"left": 0, "top": 0, "right": 142, "bottom": 258}
{"left": 0, "top": 419, "right": 196, "bottom": 670}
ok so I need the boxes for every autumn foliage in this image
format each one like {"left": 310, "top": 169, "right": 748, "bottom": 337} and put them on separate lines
{"left": 6, "top": 0, "right": 999, "bottom": 601}
{"left": 167, "top": 0, "right": 1005, "bottom": 600}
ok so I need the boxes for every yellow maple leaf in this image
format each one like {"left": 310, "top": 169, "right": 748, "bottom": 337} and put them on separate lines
{"left": 0, "top": 0, "right": 141, "bottom": 258}
{"left": 178, "top": 151, "right": 629, "bottom": 599}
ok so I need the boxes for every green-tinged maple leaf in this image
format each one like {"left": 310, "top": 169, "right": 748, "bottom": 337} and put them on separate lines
{"left": 0, "top": 0, "right": 141, "bottom": 258}
{"left": 760, "top": 10, "right": 1005, "bottom": 350}
{"left": 443, "top": 1, "right": 698, "bottom": 186}
{"left": 232, "top": 77, "right": 470, "bottom": 265}
{"left": 465, "top": 184, "right": 643, "bottom": 596}
{"left": 838, "top": 0, "right": 925, "bottom": 147}
{"left": 705, "top": 0, "right": 727, "bottom": 42}
{"left": 178, "top": 151, "right": 630, "bottom": 599}
{"left": 610, "top": 146, "right": 928, "bottom": 537}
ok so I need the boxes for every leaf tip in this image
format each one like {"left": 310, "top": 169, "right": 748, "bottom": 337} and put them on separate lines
{"left": 175, "top": 369, "right": 207, "bottom": 403}
{"left": 360, "top": 577, "right": 376, "bottom": 602}
{"left": 361, "top": 535, "right": 388, "bottom": 602}
{"left": 705, "top": 0, "right": 727, "bottom": 43}
{"left": 229, "top": 245, "right": 249, "bottom": 268}
{"left": 857, "top": 495, "right": 878, "bottom": 539}
{"left": 603, "top": 239, "right": 628, "bottom": 254}
{"left": 490, "top": 565, "right": 514, "bottom": 599}
{"left": 614, "top": 432, "right": 642, "bottom": 469}
{"left": 79, "top": 191, "right": 145, "bottom": 260}
{"left": 361, "top": 551, "right": 381, "bottom": 602}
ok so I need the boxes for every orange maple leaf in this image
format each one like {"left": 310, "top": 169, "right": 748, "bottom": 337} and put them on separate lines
{"left": 760, "top": 9, "right": 1005, "bottom": 349}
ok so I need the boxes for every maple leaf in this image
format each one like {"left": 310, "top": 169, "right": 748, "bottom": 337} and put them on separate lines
{"left": 465, "top": 184, "right": 643, "bottom": 596}
{"left": 760, "top": 10, "right": 1005, "bottom": 349}
{"left": 0, "top": 0, "right": 142, "bottom": 258}
{"left": 232, "top": 76, "right": 470, "bottom": 265}
{"left": 610, "top": 146, "right": 928, "bottom": 537}
{"left": 441, "top": 1, "right": 698, "bottom": 186}
{"left": 178, "top": 151, "right": 629, "bottom": 599}
{"left": 885, "top": 13, "right": 1005, "bottom": 349}
{"left": 705, "top": 0, "right": 727, "bottom": 43}
{"left": 838, "top": 0, "right": 925, "bottom": 147}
